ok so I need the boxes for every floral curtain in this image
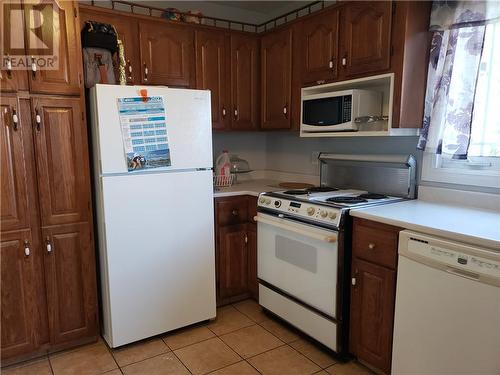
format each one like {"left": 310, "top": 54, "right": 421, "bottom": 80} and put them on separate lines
{"left": 417, "top": 1, "right": 500, "bottom": 159}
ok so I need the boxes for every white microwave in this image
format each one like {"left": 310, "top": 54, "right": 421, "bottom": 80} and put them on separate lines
{"left": 301, "top": 89, "right": 382, "bottom": 132}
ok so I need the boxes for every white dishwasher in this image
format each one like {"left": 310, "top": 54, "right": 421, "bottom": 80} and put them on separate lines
{"left": 392, "top": 230, "right": 500, "bottom": 375}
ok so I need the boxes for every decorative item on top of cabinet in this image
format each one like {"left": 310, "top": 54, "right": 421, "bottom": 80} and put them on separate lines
{"left": 261, "top": 27, "right": 293, "bottom": 130}
{"left": 22, "top": 0, "right": 83, "bottom": 95}
{"left": 215, "top": 195, "right": 258, "bottom": 305}
{"left": 339, "top": 1, "right": 393, "bottom": 77}
{"left": 350, "top": 217, "right": 401, "bottom": 374}
{"left": 79, "top": 8, "right": 140, "bottom": 85}
{"left": 301, "top": 7, "right": 340, "bottom": 85}
{"left": 139, "top": 20, "right": 195, "bottom": 87}
{"left": 195, "top": 29, "right": 230, "bottom": 130}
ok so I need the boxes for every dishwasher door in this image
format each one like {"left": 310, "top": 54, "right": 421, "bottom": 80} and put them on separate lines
{"left": 392, "top": 231, "right": 500, "bottom": 375}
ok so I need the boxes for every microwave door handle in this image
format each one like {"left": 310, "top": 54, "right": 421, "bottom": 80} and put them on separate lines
{"left": 254, "top": 215, "right": 337, "bottom": 243}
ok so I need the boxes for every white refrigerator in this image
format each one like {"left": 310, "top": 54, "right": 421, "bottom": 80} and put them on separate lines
{"left": 89, "top": 84, "right": 216, "bottom": 348}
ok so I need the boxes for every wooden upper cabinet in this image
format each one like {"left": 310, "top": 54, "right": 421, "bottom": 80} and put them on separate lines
{"left": 350, "top": 258, "right": 396, "bottom": 373}
{"left": 230, "top": 34, "right": 260, "bottom": 131}
{"left": 139, "top": 21, "right": 194, "bottom": 87}
{"left": 301, "top": 9, "right": 339, "bottom": 84}
{"left": 79, "top": 8, "right": 140, "bottom": 85}
{"left": 24, "top": 1, "right": 82, "bottom": 95}
{"left": 43, "top": 222, "right": 97, "bottom": 345}
{"left": 0, "top": 1, "right": 29, "bottom": 92}
{"left": 195, "top": 30, "right": 230, "bottom": 130}
{"left": 340, "top": 1, "right": 393, "bottom": 77}
{"left": 261, "top": 28, "right": 292, "bottom": 130}
{"left": 31, "top": 97, "right": 90, "bottom": 227}
{"left": 0, "top": 97, "right": 32, "bottom": 232}
{"left": 1, "top": 229, "right": 38, "bottom": 360}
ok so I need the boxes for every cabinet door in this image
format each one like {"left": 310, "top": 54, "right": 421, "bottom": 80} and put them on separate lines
{"left": 31, "top": 97, "right": 90, "bottom": 226}
{"left": 24, "top": 0, "right": 82, "bottom": 95}
{"left": 261, "top": 28, "right": 292, "bottom": 130}
{"left": 230, "top": 34, "right": 259, "bottom": 130}
{"left": 0, "top": 2, "right": 29, "bottom": 92}
{"left": 218, "top": 224, "right": 248, "bottom": 299}
{"left": 0, "top": 97, "right": 32, "bottom": 232}
{"left": 246, "top": 223, "right": 258, "bottom": 300}
{"left": 79, "top": 9, "right": 140, "bottom": 85}
{"left": 340, "top": 1, "right": 392, "bottom": 76}
{"left": 139, "top": 21, "right": 194, "bottom": 87}
{"left": 43, "top": 223, "right": 97, "bottom": 345}
{"left": 195, "top": 30, "right": 230, "bottom": 130}
{"left": 1, "top": 230, "right": 37, "bottom": 359}
{"left": 350, "top": 258, "right": 396, "bottom": 373}
{"left": 301, "top": 9, "right": 339, "bottom": 84}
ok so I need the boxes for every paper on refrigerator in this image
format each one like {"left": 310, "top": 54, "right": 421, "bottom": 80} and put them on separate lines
{"left": 117, "top": 96, "right": 171, "bottom": 172}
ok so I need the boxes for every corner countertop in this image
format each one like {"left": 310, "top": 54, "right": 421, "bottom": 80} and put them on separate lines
{"left": 349, "top": 200, "right": 500, "bottom": 251}
{"left": 213, "top": 179, "right": 282, "bottom": 198}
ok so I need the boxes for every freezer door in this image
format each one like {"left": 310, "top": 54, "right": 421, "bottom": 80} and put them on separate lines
{"left": 99, "top": 170, "right": 216, "bottom": 347}
{"left": 90, "top": 84, "right": 212, "bottom": 174}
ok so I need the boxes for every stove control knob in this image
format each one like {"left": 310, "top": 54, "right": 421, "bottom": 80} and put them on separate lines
{"left": 274, "top": 200, "right": 282, "bottom": 208}
{"left": 320, "top": 210, "right": 328, "bottom": 218}
{"left": 265, "top": 198, "right": 272, "bottom": 205}
{"left": 307, "top": 207, "right": 315, "bottom": 216}
{"left": 329, "top": 212, "right": 337, "bottom": 220}
{"left": 259, "top": 197, "right": 266, "bottom": 204}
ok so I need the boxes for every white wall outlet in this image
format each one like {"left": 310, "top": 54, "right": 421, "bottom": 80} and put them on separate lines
{"left": 311, "top": 151, "right": 320, "bottom": 165}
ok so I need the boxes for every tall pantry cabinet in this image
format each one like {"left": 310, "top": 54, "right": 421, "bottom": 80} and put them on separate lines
{"left": 0, "top": 0, "right": 98, "bottom": 365}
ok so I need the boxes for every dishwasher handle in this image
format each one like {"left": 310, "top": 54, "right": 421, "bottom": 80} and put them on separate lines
{"left": 254, "top": 215, "right": 337, "bottom": 243}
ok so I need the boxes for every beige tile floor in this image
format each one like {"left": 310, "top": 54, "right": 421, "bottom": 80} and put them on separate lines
{"left": 2, "top": 300, "right": 374, "bottom": 375}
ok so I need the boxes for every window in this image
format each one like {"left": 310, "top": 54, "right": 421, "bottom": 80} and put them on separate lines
{"left": 422, "top": 20, "right": 500, "bottom": 189}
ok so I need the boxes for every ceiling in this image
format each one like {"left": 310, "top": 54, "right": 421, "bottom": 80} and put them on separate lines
{"left": 206, "top": 1, "right": 309, "bottom": 16}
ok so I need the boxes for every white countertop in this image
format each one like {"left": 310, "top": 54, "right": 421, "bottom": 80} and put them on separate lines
{"left": 350, "top": 200, "right": 500, "bottom": 251}
{"left": 213, "top": 179, "right": 282, "bottom": 198}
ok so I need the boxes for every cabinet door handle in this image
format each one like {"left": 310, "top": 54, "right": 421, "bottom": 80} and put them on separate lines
{"left": 341, "top": 56, "right": 347, "bottom": 67}
{"left": 127, "top": 60, "right": 133, "bottom": 82}
{"left": 143, "top": 63, "right": 148, "bottom": 82}
{"left": 24, "top": 240, "right": 30, "bottom": 257}
{"left": 234, "top": 108, "right": 238, "bottom": 119}
{"left": 34, "top": 108, "right": 41, "bottom": 131}
{"left": 244, "top": 234, "right": 248, "bottom": 244}
{"left": 283, "top": 105, "right": 288, "bottom": 118}
{"left": 11, "top": 107, "right": 19, "bottom": 131}
{"left": 46, "top": 237, "right": 52, "bottom": 253}
{"left": 351, "top": 277, "right": 356, "bottom": 286}
{"left": 222, "top": 107, "right": 226, "bottom": 118}
{"left": 5, "top": 54, "right": 13, "bottom": 78}
{"left": 329, "top": 59, "right": 334, "bottom": 70}
{"left": 232, "top": 209, "right": 239, "bottom": 216}
{"left": 368, "top": 243, "right": 376, "bottom": 250}
{"left": 31, "top": 56, "right": 37, "bottom": 78}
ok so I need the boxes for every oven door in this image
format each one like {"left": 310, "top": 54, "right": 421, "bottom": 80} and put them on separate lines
{"left": 255, "top": 212, "right": 338, "bottom": 317}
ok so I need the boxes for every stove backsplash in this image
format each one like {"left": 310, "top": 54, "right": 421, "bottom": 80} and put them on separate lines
{"left": 319, "top": 154, "right": 417, "bottom": 199}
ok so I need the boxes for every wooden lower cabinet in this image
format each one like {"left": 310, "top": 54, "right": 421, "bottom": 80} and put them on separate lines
{"left": 215, "top": 195, "right": 258, "bottom": 305}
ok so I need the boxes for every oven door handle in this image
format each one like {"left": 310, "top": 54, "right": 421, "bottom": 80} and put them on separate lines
{"left": 254, "top": 215, "right": 337, "bottom": 243}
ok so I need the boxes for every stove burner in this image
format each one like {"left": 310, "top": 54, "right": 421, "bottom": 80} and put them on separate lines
{"left": 358, "top": 193, "right": 388, "bottom": 200}
{"left": 326, "top": 196, "right": 368, "bottom": 204}
{"left": 282, "top": 189, "right": 308, "bottom": 195}
{"left": 306, "top": 186, "right": 338, "bottom": 193}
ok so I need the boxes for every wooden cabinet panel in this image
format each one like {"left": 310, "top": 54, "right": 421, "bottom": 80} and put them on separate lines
{"left": 139, "top": 21, "right": 194, "bottom": 87}
{"left": 0, "top": 1, "right": 29, "bottom": 92}
{"left": 216, "top": 197, "right": 249, "bottom": 226}
{"left": 31, "top": 97, "right": 90, "bottom": 226}
{"left": 261, "top": 28, "right": 292, "bottom": 130}
{"left": 230, "top": 34, "right": 260, "bottom": 130}
{"left": 350, "top": 258, "right": 396, "bottom": 373}
{"left": 1, "top": 230, "right": 37, "bottom": 359}
{"left": 43, "top": 222, "right": 97, "bottom": 345}
{"left": 340, "top": 2, "right": 392, "bottom": 76}
{"left": 24, "top": 1, "right": 82, "bottom": 95}
{"left": 247, "top": 223, "right": 258, "bottom": 300}
{"left": 218, "top": 224, "right": 248, "bottom": 299}
{"left": 301, "top": 9, "right": 339, "bottom": 84}
{"left": 79, "top": 9, "right": 140, "bottom": 85}
{"left": 195, "top": 30, "right": 230, "bottom": 130}
{"left": 0, "top": 97, "right": 31, "bottom": 232}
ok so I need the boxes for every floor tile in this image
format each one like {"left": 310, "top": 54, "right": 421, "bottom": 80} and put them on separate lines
{"left": 121, "top": 352, "right": 189, "bottom": 375}
{"left": 111, "top": 338, "right": 169, "bottom": 367}
{"left": 208, "top": 306, "right": 254, "bottom": 336}
{"left": 325, "top": 362, "right": 374, "bottom": 375}
{"left": 290, "top": 338, "right": 337, "bottom": 368}
{"left": 248, "top": 345, "right": 320, "bottom": 375}
{"left": 2, "top": 357, "right": 53, "bottom": 375}
{"left": 174, "top": 337, "right": 241, "bottom": 374}
{"left": 233, "top": 300, "right": 268, "bottom": 323}
{"left": 163, "top": 325, "right": 215, "bottom": 350}
{"left": 50, "top": 340, "right": 117, "bottom": 375}
{"left": 208, "top": 361, "right": 260, "bottom": 374}
{"left": 259, "top": 318, "right": 301, "bottom": 343}
{"left": 102, "top": 371, "right": 122, "bottom": 375}
{"left": 220, "top": 325, "right": 283, "bottom": 359}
